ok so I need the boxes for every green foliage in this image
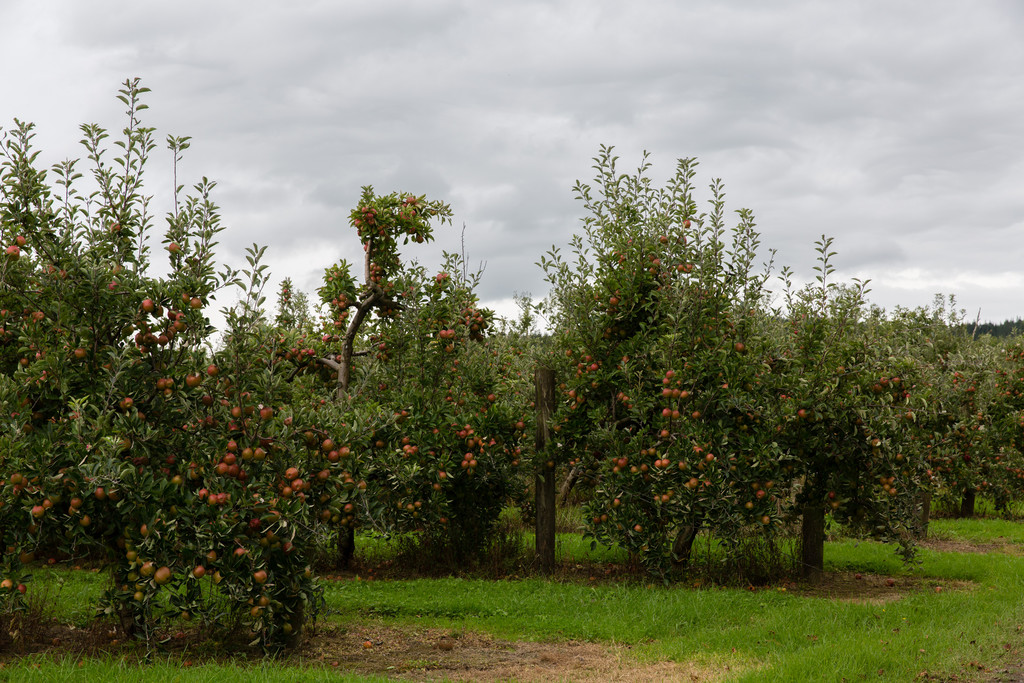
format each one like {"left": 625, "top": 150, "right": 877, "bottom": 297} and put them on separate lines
{"left": 539, "top": 147, "right": 784, "bottom": 576}
{"left": 0, "top": 80, "right": 323, "bottom": 651}
{"left": 773, "top": 239, "right": 923, "bottom": 559}
{"left": 349, "top": 254, "right": 530, "bottom": 563}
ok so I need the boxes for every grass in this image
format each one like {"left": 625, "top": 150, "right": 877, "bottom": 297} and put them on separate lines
{"left": 0, "top": 657, "right": 390, "bottom": 682}
{"left": 325, "top": 546, "right": 1024, "bottom": 681}
{"left": 17, "top": 565, "right": 108, "bottom": 625}
{"left": 929, "top": 515, "right": 1024, "bottom": 544}
{"left": 4, "top": 515, "right": 1024, "bottom": 681}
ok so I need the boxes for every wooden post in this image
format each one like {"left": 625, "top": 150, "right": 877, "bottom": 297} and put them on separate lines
{"left": 919, "top": 490, "right": 932, "bottom": 538}
{"left": 801, "top": 505, "right": 825, "bottom": 583}
{"left": 535, "top": 366, "right": 557, "bottom": 574}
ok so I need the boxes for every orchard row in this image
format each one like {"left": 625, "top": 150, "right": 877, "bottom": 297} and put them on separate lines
{"left": 2, "top": 86, "right": 1023, "bottom": 651}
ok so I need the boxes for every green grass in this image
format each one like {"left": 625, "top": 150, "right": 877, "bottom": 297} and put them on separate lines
{"left": 8, "top": 517, "right": 1024, "bottom": 681}
{"left": 18, "top": 565, "right": 108, "bottom": 625}
{"left": 929, "top": 515, "right": 1024, "bottom": 544}
{"left": 0, "top": 657, "right": 389, "bottom": 682}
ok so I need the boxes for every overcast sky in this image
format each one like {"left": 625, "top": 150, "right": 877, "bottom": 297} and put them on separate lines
{"left": 3, "top": 1, "right": 1023, "bottom": 328}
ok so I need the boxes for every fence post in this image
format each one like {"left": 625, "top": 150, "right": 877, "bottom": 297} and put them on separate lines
{"left": 800, "top": 504, "right": 825, "bottom": 583}
{"left": 535, "top": 365, "right": 557, "bottom": 574}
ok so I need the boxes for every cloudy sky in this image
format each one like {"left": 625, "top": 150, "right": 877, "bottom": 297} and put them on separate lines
{"left": 3, "top": 1, "right": 1023, "bottom": 328}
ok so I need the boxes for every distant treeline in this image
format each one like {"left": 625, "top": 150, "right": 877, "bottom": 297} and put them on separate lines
{"left": 965, "top": 318, "right": 1024, "bottom": 338}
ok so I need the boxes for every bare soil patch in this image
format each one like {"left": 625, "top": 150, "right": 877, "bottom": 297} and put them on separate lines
{"left": 789, "top": 571, "right": 975, "bottom": 604}
{"left": 296, "top": 624, "right": 728, "bottom": 682}
{"left": 920, "top": 537, "right": 1023, "bottom": 556}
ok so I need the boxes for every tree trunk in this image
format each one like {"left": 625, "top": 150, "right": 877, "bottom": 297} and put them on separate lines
{"left": 959, "top": 489, "right": 976, "bottom": 518}
{"left": 283, "top": 601, "right": 304, "bottom": 647}
{"left": 558, "top": 464, "right": 582, "bottom": 506}
{"left": 534, "top": 366, "right": 557, "bottom": 574}
{"left": 336, "top": 525, "right": 355, "bottom": 570}
{"left": 801, "top": 505, "right": 825, "bottom": 583}
{"left": 672, "top": 524, "right": 700, "bottom": 567}
{"left": 918, "top": 490, "right": 932, "bottom": 539}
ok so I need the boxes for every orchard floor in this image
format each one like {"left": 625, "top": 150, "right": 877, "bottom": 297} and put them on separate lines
{"left": 0, "top": 617, "right": 721, "bottom": 682}
{"left": 0, "top": 569, "right": 983, "bottom": 682}
{"left": 4, "top": 527, "right": 1024, "bottom": 681}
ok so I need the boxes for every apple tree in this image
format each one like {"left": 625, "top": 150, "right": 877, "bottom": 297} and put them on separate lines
{"left": 0, "top": 80, "right": 336, "bottom": 650}
{"left": 539, "top": 147, "right": 786, "bottom": 578}
{"left": 773, "top": 240, "right": 925, "bottom": 580}
{"left": 353, "top": 255, "right": 531, "bottom": 564}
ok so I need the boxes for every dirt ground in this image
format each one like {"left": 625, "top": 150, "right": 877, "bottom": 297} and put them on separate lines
{"left": 920, "top": 536, "right": 1024, "bottom": 556}
{"left": 295, "top": 623, "right": 724, "bottom": 682}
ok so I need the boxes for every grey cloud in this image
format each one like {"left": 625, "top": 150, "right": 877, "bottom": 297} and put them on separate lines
{"left": 3, "top": 0, "right": 1024, "bottom": 323}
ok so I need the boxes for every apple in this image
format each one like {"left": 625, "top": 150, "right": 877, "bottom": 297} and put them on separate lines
{"left": 167, "top": 242, "right": 181, "bottom": 254}
{"left": 154, "top": 566, "right": 172, "bottom": 585}
{"left": 5, "top": 245, "right": 20, "bottom": 259}
{"left": 253, "top": 569, "right": 268, "bottom": 584}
